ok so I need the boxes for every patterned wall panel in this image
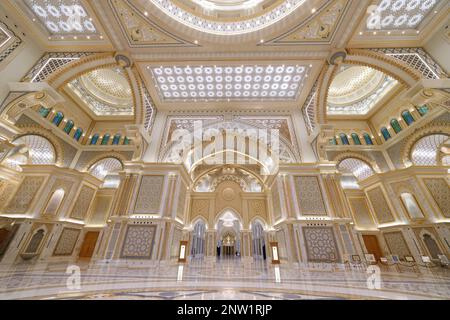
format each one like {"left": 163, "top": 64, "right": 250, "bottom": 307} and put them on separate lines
{"left": 0, "top": 180, "right": 17, "bottom": 210}
{"left": 383, "top": 231, "right": 412, "bottom": 259}
{"left": 303, "top": 226, "right": 340, "bottom": 262}
{"left": 4, "top": 176, "right": 45, "bottom": 213}
{"left": 423, "top": 178, "right": 450, "bottom": 218}
{"left": 367, "top": 187, "right": 395, "bottom": 224}
{"left": 120, "top": 225, "right": 156, "bottom": 259}
{"left": 0, "top": 20, "right": 22, "bottom": 65}
{"left": 70, "top": 185, "right": 96, "bottom": 220}
{"left": 271, "top": 182, "right": 282, "bottom": 221}
{"left": 248, "top": 199, "right": 267, "bottom": 221}
{"left": 294, "top": 176, "right": 327, "bottom": 215}
{"left": 53, "top": 228, "right": 81, "bottom": 256}
{"left": 191, "top": 199, "right": 209, "bottom": 221}
{"left": 134, "top": 176, "right": 165, "bottom": 214}
{"left": 176, "top": 183, "right": 187, "bottom": 220}
{"left": 348, "top": 197, "right": 376, "bottom": 229}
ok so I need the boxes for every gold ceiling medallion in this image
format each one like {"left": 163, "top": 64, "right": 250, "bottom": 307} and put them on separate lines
{"left": 110, "top": 0, "right": 196, "bottom": 47}
{"left": 264, "top": 0, "right": 349, "bottom": 45}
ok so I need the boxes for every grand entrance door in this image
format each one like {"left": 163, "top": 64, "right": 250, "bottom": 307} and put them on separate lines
{"left": 221, "top": 232, "right": 236, "bottom": 257}
{"left": 362, "top": 235, "right": 382, "bottom": 262}
{"left": 79, "top": 231, "right": 99, "bottom": 259}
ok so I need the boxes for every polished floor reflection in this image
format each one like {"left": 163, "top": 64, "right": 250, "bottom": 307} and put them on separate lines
{"left": 0, "top": 259, "right": 449, "bottom": 300}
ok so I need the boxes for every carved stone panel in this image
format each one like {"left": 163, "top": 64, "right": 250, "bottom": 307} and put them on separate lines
{"left": 191, "top": 199, "right": 210, "bottom": 221}
{"left": 70, "top": 185, "right": 96, "bottom": 220}
{"left": 295, "top": 176, "right": 327, "bottom": 215}
{"left": 303, "top": 226, "right": 340, "bottom": 262}
{"left": 348, "top": 197, "right": 376, "bottom": 229}
{"left": 367, "top": 187, "right": 395, "bottom": 224}
{"left": 134, "top": 175, "right": 165, "bottom": 214}
{"left": 383, "top": 231, "right": 412, "bottom": 259}
{"left": 53, "top": 228, "right": 81, "bottom": 256}
{"left": 4, "top": 176, "right": 45, "bottom": 213}
{"left": 423, "top": 178, "right": 450, "bottom": 218}
{"left": 120, "top": 225, "right": 156, "bottom": 259}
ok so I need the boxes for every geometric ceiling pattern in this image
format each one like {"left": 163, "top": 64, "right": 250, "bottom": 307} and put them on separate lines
{"left": 150, "top": 0, "right": 310, "bottom": 35}
{"left": 365, "top": 0, "right": 439, "bottom": 31}
{"left": 22, "top": 0, "right": 100, "bottom": 39}
{"left": 67, "top": 68, "right": 134, "bottom": 116}
{"left": 89, "top": 157, "right": 123, "bottom": 180}
{"left": 327, "top": 65, "right": 398, "bottom": 115}
{"left": 148, "top": 64, "right": 310, "bottom": 102}
{"left": 267, "top": 0, "right": 348, "bottom": 44}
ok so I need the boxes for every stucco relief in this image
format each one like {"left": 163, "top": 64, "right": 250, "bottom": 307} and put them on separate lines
{"left": 248, "top": 199, "right": 267, "bottom": 221}
{"left": 423, "top": 178, "right": 450, "bottom": 218}
{"left": 348, "top": 197, "right": 375, "bottom": 229}
{"left": 383, "top": 231, "right": 412, "bottom": 259}
{"left": 4, "top": 176, "right": 45, "bottom": 213}
{"left": 294, "top": 176, "right": 327, "bottom": 215}
{"left": 271, "top": 183, "right": 282, "bottom": 221}
{"left": 367, "top": 187, "right": 395, "bottom": 224}
{"left": 176, "top": 183, "right": 187, "bottom": 220}
{"left": 53, "top": 228, "right": 81, "bottom": 256}
{"left": 303, "top": 226, "right": 340, "bottom": 262}
{"left": 191, "top": 199, "right": 210, "bottom": 221}
{"left": 120, "top": 225, "right": 156, "bottom": 259}
{"left": 70, "top": 185, "right": 96, "bottom": 220}
{"left": 134, "top": 175, "right": 165, "bottom": 214}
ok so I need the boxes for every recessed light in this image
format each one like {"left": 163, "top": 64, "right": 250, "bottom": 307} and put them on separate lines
{"left": 260, "top": 39, "right": 264, "bottom": 43}
{"left": 144, "top": 11, "right": 148, "bottom": 16}
{"left": 311, "top": 8, "right": 316, "bottom": 13}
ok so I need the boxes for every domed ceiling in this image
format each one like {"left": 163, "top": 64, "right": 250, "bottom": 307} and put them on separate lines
{"left": 150, "top": 0, "right": 310, "bottom": 35}
{"left": 66, "top": 68, "right": 134, "bottom": 117}
{"left": 327, "top": 65, "right": 398, "bottom": 115}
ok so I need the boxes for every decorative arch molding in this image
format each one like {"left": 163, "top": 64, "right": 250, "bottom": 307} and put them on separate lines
{"left": 82, "top": 152, "right": 127, "bottom": 172}
{"left": 44, "top": 53, "right": 145, "bottom": 127}
{"left": 190, "top": 216, "right": 209, "bottom": 230}
{"left": 401, "top": 124, "right": 450, "bottom": 167}
{"left": 0, "top": 91, "right": 52, "bottom": 122}
{"left": 332, "top": 151, "right": 380, "bottom": 174}
{"left": 12, "top": 127, "right": 64, "bottom": 166}
{"left": 214, "top": 207, "right": 243, "bottom": 230}
{"left": 315, "top": 49, "right": 421, "bottom": 125}
{"left": 249, "top": 216, "right": 268, "bottom": 231}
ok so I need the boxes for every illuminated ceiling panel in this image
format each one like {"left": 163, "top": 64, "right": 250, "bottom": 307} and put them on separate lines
{"left": 22, "top": 0, "right": 100, "bottom": 39}
{"left": 148, "top": 64, "right": 310, "bottom": 102}
{"left": 151, "top": 0, "right": 308, "bottom": 35}
{"left": 66, "top": 68, "right": 134, "bottom": 116}
{"left": 327, "top": 65, "right": 398, "bottom": 115}
{"left": 365, "top": 0, "right": 439, "bottom": 31}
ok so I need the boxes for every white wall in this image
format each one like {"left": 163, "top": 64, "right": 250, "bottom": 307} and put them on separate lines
{"left": 425, "top": 18, "right": 450, "bottom": 74}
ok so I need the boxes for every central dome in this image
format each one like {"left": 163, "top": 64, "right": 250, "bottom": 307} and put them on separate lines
{"left": 190, "top": 0, "right": 265, "bottom": 11}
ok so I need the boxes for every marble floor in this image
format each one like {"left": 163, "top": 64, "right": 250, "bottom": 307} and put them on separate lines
{"left": 0, "top": 258, "right": 449, "bottom": 300}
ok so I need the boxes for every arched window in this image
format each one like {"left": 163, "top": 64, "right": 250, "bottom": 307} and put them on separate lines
{"left": 339, "top": 133, "right": 349, "bottom": 145}
{"left": 38, "top": 106, "right": 51, "bottom": 118}
{"left": 400, "top": 193, "right": 424, "bottom": 220}
{"left": 90, "top": 134, "right": 99, "bottom": 145}
{"left": 411, "top": 134, "right": 449, "bottom": 165}
{"left": 63, "top": 120, "right": 74, "bottom": 134}
{"left": 43, "top": 189, "right": 65, "bottom": 215}
{"left": 191, "top": 221, "right": 206, "bottom": 258}
{"left": 390, "top": 119, "right": 402, "bottom": 134}
{"left": 25, "top": 229, "right": 45, "bottom": 254}
{"left": 401, "top": 110, "right": 415, "bottom": 126}
{"left": 112, "top": 134, "right": 121, "bottom": 145}
{"left": 416, "top": 105, "right": 429, "bottom": 116}
{"left": 338, "top": 158, "right": 375, "bottom": 181}
{"left": 89, "top": 157, "right": 123, "bottom": 180}
{"left": 381, "top": 127, "right": 391, "bottom": 141}
{"left": 351, "top": 133, "right": 361, "bottom": 145}
{"left": 73, "top": 128, "right": 83, "bottom": 141}
{"left": 101, "top": 134, "right": 110, "bottom": 145}
{"left": 52, "top": 112, "right": 64, "bottom": 126}
{"left": 363, "top": 133, "right": 373, "bottom": 145}
{"left": 123, "top": 137, "right": 131, "bottom": 145}
{"left": 6, "top": 135, "right": 56, "bottom": 168}
{"left": 329, "top": 138, "right": 337, "bottom": 145}
{"left": 251, "top": 221, "right": 266, "bottom": 260}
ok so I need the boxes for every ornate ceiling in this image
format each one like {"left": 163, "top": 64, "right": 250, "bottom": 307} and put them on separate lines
{"left": 327, "top": 65, "right": 398, "bottom": 115}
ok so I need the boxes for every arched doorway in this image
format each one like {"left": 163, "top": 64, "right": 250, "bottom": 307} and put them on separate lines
{"left": 251, "top": 221, "right": 266, "bottom": 260}
{"left": 191, "top": 220, "right": 206, "bottom": 259}
{"left": 216, "top": 210, "right": 241, "bottom": 259}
